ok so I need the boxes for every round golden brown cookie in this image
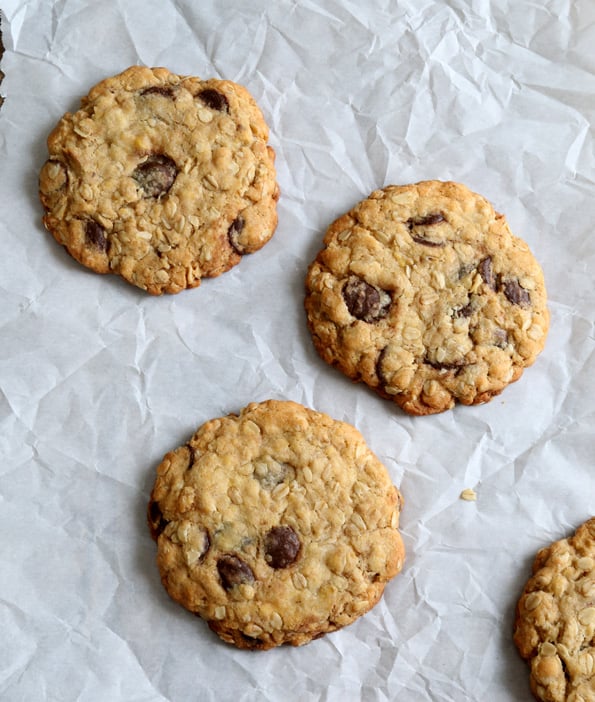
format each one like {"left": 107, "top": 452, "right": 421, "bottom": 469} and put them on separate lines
{"left": 39, "top": 66, "right": 279, "bottom": 294}
{"left": 513, "top": 518, "right": 595, "bottom": 702}
{"left": 147, "top": 400, "right": 405, "bottom": 650}
{"left": 304, "top": 180, "right": 549, "bottom": 415}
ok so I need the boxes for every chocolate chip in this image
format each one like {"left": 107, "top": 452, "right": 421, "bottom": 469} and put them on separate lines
{"left": 198, "top": 88, "right": 229, "bottom": 113}
{"left": 493, "top": 327, "right": 509, "bottom": 348}
{"left": 264, "top": 526, "right": 301, "bottom": 569}
{"left": 454, "top": 302, "right": 473, "bottom": 318}
{"left": 132, "top": 154, "right": 177, "bottom": 198}
{"left": 501, "top": 278, "right": 531, "bottom": 307}
{"left": 85, "top": 220, "right": 108, "bottom": 252}
{"left": 185, "top": 444, "right": 197, "bottom": 468}
{"left": 478, "top": 257, "right": 496, "bottom": 290}
{"left": 410, "top": 213, "right": 445, "bottom": 227}
{"left": 408, "top": 213, "right": 446, "bottom": 247}
{"left": 217, "top": 555, "right": 255, "bottom": 590}
{"left": 147, "top": 500, "right": 169, "bottom": 539}
{"left": 458, "top": 263, "right": 476, "bottom": 279}
{"left": 197, "top": 530, "right": 211, "bottom": 561}
{"left": 140, "top": 86, "right": 175, "bottom": 98}
{"left": 227, "top": 216, "right": 246, "bottom": 255}
{"left": 342, "top": 275, "right": 391, "bottom": 322}
{"left": 254, "top": 461, "right": 295, "bottom": 490}
{"left": 375, "top": 347, "right": 390, "bottom": 387}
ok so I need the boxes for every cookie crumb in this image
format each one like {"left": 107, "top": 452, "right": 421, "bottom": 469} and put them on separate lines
{"left": 460, "top": 488, "right": 477, "bottom": 501}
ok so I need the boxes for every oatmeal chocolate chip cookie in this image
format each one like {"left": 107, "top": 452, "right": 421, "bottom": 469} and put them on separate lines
{"left": 304, "top": 180, "right": 549, "bottom": 415}
{"left": 39, "top": 66, "right": 279, "bottom": 294}
{"left": 514, "top": 518, "right": 595, "bottom": 702}
{"left": 147, "top": 399, "right": 405, "bottom": 650}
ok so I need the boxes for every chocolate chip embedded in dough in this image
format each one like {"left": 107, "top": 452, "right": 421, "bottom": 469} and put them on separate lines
{"left": 478, "top": 256, "right": 496, "bottom": 290}
{"left": 196, "top": 530, "right": 211, "bottom": 561}
{"left": 217, "top": 554, "right": 255, "bottom": 590}
{"left": 410, "top": 213, "right": 445, "bottom": 227}
{"left": 85, "top": 220, "right": 108, "bottom": 252}
{"left": 408, "top": 213, "right": 446, "bottom": 246}
{"left": 425, "top": 358, "right": 466, "bottom": 372}
{"left": 140, "top": 86, "right": 175, "bottom": 98}
{"left": 454, "top": 302, "right": 473, "bottom": 318}
{"left": 264, "top": 526, "right": 301, "bottom": 569}
{"left": 342, "top": 275, "right": 391, "bottom": 322}
{"left": 227, "top": 216, "right": 246, "bottom": 254}
{"left": 147, "top": 500, "right": 169, "bottom": 539}
{"left": 198, "top": 88, "right": 229, "bottom": 113}
{"left": 132, "top": 154, "right": 177, "bottom": 198}
{"left": 375, "top": 347, "right": 390, "bottom": 387}
{"left": 501, "top": 278, "right": 531, "bottom": 307}
{"left": 493, "top": 327, "right": 509, "bottom": 348}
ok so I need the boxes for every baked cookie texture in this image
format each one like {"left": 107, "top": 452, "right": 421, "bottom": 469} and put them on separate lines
{"left": 39, "top": 66, "right": 279, "bottom": 294}
{"left": 304, "top": 181, "right": 549, "bottom": 415}
{"left": 147, "top": 400, "right": 405, "bottom": 650}
{"left": 514, "top": 518, "right": 595, "bottom": 702}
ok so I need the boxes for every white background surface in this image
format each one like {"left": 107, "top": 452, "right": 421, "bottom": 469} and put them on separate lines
{"left": 0, "top": 1, "right": 594, "bottom": 700}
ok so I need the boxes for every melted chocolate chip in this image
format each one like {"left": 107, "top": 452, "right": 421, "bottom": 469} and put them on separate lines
{"left": 254, "top": 461, "right": 295, "bottom": 490}
{"left": 197, "top": 530, "right": 211, "bottom": 561}
{"left": 493, "top": 327, "right": 509, "bottom": 348}
{"left": 375, "top": 347, "right": 390, "bottom": 388}
{"left": 458, "top": 263, "right": 476, "bottom": 279}
{"left": 148, "top": 500, "right": 169, "bottom": 539}
{"left": 454, "top": 302, "right": 473, "bottom": 318}
{"left": 410, "top": 213, "right": 445, "bottom": 227}
{"left": 478, "top": 257, "right": 496, "bottom": 290}
{"left": 198, "top": 88, "right": 229, "bottom": 113}
{"left": 264, "top": 526, "right": 301, "bottom": 569}
{"left": 501, "top": 278, "right": 531, "bottom": 307}
{"left": 227, "top": 216, "right": 246, "bottom": 254}
{"left": 408, "top": 213, "right": 446, "bottom": 247}
{"left": 217, "top": 555, "right": 255, "bottom": 590}
{"left": 342, "top": 276, "right": 391, "bottom": 322}
{"left": 185, "top": 444, "right": 197, "bottom": 469}
{"left": 140, "top": 86, "right": 175, "bottom": 98}
{"left": 133, "top": 154, "right": 177, "bottom": 198}
{"left": 85, "top": 220, "right": 108, "bottom": 252}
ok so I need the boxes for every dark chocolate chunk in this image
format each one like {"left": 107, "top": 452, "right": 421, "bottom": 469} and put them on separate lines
{"left": 375, "top": 347, "right": 390, "bottom": 387}
{"left": 148, "top": 500, "right": 169, "bottom": 539}
{"left": 410, "top": 213, "right": 445, "bottom": 227}
{"left": 458, "top": 263, "right": 476, "bottom": 279}
{"left": 478, "top": 256, "right": 496, "bottom": 290}
{"left": 140, "top": 86, "right": 175, "bottom": 98}
{"left": 254, "top": 461, "right": 295, "bottom": 490}
{"left": 264, "top": 526, "right": 301, "bottom": 569}
{"left": 501, "top": 278, "right": 531, "bottom": 307}
{"left": 493, "top": 327, "right": 509, "bottom": 348}
{"left": 132, "top": 154, "right": 177, "bottom": 198}
{"left": 196, "top": 530, "right": 211, "bottom": 561}
{"left": 198, "top": 88, "right": 229, "bottom": 113}
{"left": 227, "top": 216, "right": 246, "bottom": 254}
{"left": 85, "top": 220, "right": 108, "bottom": 252}
{"left": 454, "top": 302, "right": 473, "bottom": 318}
{"left": 425, "top": 358, "right": 466, "bottom": 371}
{"left": 407, "top": 213, "right": 446, "bottom": 246}
{"left": 217, "top": 555, "right": 255, "bottom": 590}
{"left": 342, "top": 275, "right": 391, "bottom": 322}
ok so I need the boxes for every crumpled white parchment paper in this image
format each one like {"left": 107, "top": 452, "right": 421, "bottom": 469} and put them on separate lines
{"left": 1, "top": 1, "right": 594, "bottom": 700}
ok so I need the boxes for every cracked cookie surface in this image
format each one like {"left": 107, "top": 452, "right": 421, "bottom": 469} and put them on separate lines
{"left": 514, "top": 518, "right": 595, "bottom": 702}
{"left": 147, "top": 400, "right": 405, "bottom": 650}
{"left": 304, "top": 181, "right": 549, "bottom": 415}
{"left": 39, "top": 66, "right": 279, "bottom": 294}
